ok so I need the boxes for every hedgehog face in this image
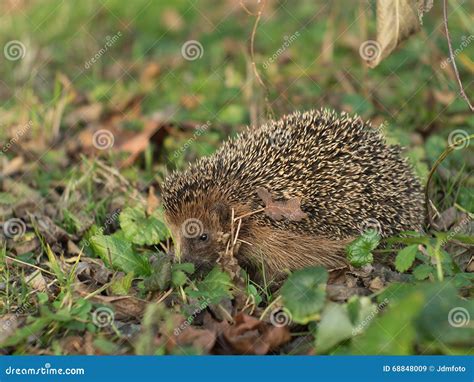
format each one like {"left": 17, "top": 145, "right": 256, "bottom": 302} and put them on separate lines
{"left": 177, "top": 226, "right": 220, "bottom": 271}
{"left": 164, "top": 200, "right": 231, "bottom": 272}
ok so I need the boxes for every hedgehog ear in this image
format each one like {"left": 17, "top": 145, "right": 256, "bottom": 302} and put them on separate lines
{"left": 210, "top": 202, "right": 231, "bottom": 226}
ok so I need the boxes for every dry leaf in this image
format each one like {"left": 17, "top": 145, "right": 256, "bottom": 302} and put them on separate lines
{"left": 0, "top": 314, "right": 20, "bottom": 344}
{"left": 222, "top": 313, "right": 291, "bottom": 354}
{"left": 91, "top": 295, "right": 146, "bottom": 321}
{"left": 416, "top": 0, "right": 433, "bottom": 24}
{"left": 368, "top": 276, "right": 384, "bottom": 291}
{"left": 173, "top": 326, "right": 216, "bottom": 353}
{"left": 257, "top": 187, "right": 308, "bottom": 221}
{"left": 118, "top": 119, "right": 162, "bottom": 167}
{"left": 60, "top": 333, "right": 96, "bottom": 355}
{"left": 25, "top": 270, "right": 48, "bottom": 292}
{"left": 367, "top": 0, "right": 423, "bottom": 68}
{"left": 1, "top": 156, "right": 24, "bottom": 177}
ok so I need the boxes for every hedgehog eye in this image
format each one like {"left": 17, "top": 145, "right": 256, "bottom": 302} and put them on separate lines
{"left": 199, "top": 233, "right": 209, "bottom": 242}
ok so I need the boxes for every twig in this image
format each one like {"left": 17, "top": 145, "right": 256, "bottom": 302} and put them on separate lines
{"left": 259, "top": 295, "right": 282, "bottom": 321}
{"left": 249, "top": 0, "right": 266, "bottom": 89}
{"left": 234, "top": 207, "right": 265, "bottom": 221}
{"left": 442, "top": 0, "right": 473, "bottom": 112}
{"left": 156, "top": 288, "right": 173, "bottom": 304}
{"left": 5, "top": 255, "right": 55, "bottom": 276}
{"left": 239, "top": 0, "right": 255, "bottom": 16}
{"left": 232, "top": 218, "right": 242, "bottom": 247}
{"left": 241, "top": 0, "right": 276, "bottom": 120}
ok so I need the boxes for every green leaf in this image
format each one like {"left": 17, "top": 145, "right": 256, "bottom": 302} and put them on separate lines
{"left": 120, "top": 205, "right": 170, "bottom": 245}
{"left": 281, "top": 267, "right": 328, "bottom": 324}
{"left": 170, "top": 262, "right": 195, "bottom": 288}
{"left": 186, "top": 267, "right": 233, "bottom": 304}
{"left": 46, "top": 244, "right": 65, "bottom": 283}
{"left": 71, "top": 298, "right": 93, "bottom": 320}
{"left": 110, "top": 273, "right": 134, "bottom": 295}
{"left": 351, "top": 291, "right": 424, "bottom": 355}
{"left": 413, "top": 264, "right": 433, "bottom": 280}
{"left": 173, "top": 263, "right": 195, "bottom": 274}
{"left": 346, "top": 230, "right": 380, "bottom": 267}
{"left": 415, "top": 282, "right": 474, "bottom": 349}
{"left": 395, "top": 244, "right": 419, "bottom": 272}
{"left": 144, "top": 255, "right": 172, "bottom": 291}
{"left": 451, "top": 272, "right": 474, "bottom": 289}
{"left": 315, "top": 303, "right": 354, "bottom": 353}
{"left": 171, "top": 270, "right": 188, "bottom": 287}
{"left": 89, "top": 231, "right": 151, "bottom": 276}
{"left": 348, "top": 296, "right": 380, "bottom": 331}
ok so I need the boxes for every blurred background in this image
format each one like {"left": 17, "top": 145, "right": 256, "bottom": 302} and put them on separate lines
{"left": 0, "top": 1, "right": 472, "bottom": 203}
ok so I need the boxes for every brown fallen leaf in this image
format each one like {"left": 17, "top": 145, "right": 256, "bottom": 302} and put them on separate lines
{"left": 60, "top": 333, "right": 96, "bottom": 355}
{"left": 34, "top": 214, "right": 74, "bottom": 244}
{"left": 75, "top": 258, "right": 112, "bottom": 285}
{"left": 88, "top": 295, "right": 146, "bottom": 321}
{"left": 25, "top": 270, "right": 48, "bottom": 292}
{"left": 257, "top": 187, "right": 308, "bottom": 221}
{"left": 368, "top": 276, "right": 384, "bottom": 292}
{"left": 10, "top": 237, "right": 40, "bottom": 256}
{"left": 221, "top": 313, "right": 291, "bottom": 355}
{"left": 172, "top": 325, "right": 216, "bottom": 353}
{"left": 118, "top": 119, "right": 162, "bottom": 167}
{"left": 64, "top": 103, "right": 103, "bottom": 126}
{"left": 0, "top": 314, "right": 20, "bottom": 344}
{"left": 416, "top": 0, "right": 433, "bottom": 24}
{"left": 367, "top": 0, "right": 424, "bottom": 68}
{"left": 1, "top": 156, "right": 24, "bottom": 177}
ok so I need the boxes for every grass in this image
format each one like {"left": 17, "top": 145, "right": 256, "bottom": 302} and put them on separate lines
{"left": 0, "top": 0, "right": 473, "bottom": 355}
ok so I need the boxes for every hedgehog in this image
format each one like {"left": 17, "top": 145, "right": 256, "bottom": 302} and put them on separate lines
{"left": 162, "top": 109, "right": 424, "bottom": 280}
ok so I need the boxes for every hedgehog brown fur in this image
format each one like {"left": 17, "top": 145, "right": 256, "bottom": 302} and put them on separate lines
{"left": 162, "top": 109, "right": 425, "bottom": 279}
